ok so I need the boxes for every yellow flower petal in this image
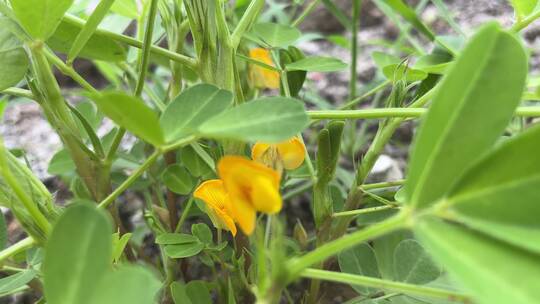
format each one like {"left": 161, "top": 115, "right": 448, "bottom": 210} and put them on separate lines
{"left": 276, "top": 137, "right": 306, "bottom": 170}
{"left": 194, "top": 179, "right": 237, "bottom": 236}
{"left": 249, "top": 48, "right": 280, "bottom": 89}
{"left": 218, "top": 156, "right": 282, "bottom": 235}
{"left": 251, "top": 142, "right": 272, "bottom": 163}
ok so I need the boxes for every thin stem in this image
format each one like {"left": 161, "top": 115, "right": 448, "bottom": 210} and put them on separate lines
{"left": 332, "top": 205, "right": 398, "bottom": 217}
{"left": 283, "top": 181, "right": 313, "bottom": 200}
{"left": 292, "top": 0, "right": 321, "bottom": 27}
{"left": 301, "top": 269, "right": 471, "bottom": 303}
{"left": 0, "top": 88, "right": 34, "bottom": 99}
{"left": 43, "top": 49, "right": 98, "bottom": 94}
{"left": 340, "top": 79, "right": 391, "bottom": 110}
{"left": 135, "top": 0, "right": 159, "bottom": 97}
{"left": 511, "top": 9, "right": 540, "bottom": 32}
{"left": 361, "top": 179, "right": 405, "bottom": 190}
{"left": 175, "top": 196, "right": 194, "bottom": 233}
{"left": 231, "top": 0, "right": 265, "bottom": 49}
{"left": 63, "top": 15, "right": 197, "bottom": 69}
{"left": 286, "top": 212, "right": 408, "bottom": 277}
{"left": 98, "top": 150, "right": 161, "bottom": 209}
{"left": 349, "top": 0, "right": 361, "bottom": 100}
{"left": 0, "top": 237, "right": 36, "bottom": 264}
{"left": 98, "top": 136, "right": 197, "bottom": 210}
{"left": 309, "top": 106, "right": 540, "bottom": 120}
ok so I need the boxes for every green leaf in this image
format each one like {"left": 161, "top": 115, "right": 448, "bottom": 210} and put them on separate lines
{"left": 43, "top": 203, "right": 112, "bottom": 304}
{"left": 185, "top": 281, "right": 212, "bottom": 304}
{"left": 0, "top": 270, "right": 37, "bottom": 295}
{"left": 198, "top": 97, "right": 309, "bottom": 143}
{"left": 171, "top": 282, "right": 192, "bottom": 304}
{"left": 161, "top": 164, "right": 195, "bottom": 195}
{"left": 509, "top": 0, "right": 538, "bottom": 18}
{"left": 111, "top": 232, "right": 132, "bottom": 263}
{"left": 393, "top": 239, "right": 441, "bottom": 285}
{"left": 180, "top": 145, "right": 213, "bottom": 177}
{"left": 9, "top": 0, "right": 74, "bottom": 40}
{"left": 252, "top": 22, "right": 301, "bottom": 48}
{"left": 285, "top": 56, "right": 347, "bottom": 72}
{"left": 405, "top": 24, "right": 527, "bottom": 209}
{"left": 382, "top": 64, "right": 428, "bottom": 83}
{"left": 89, "top": 266, "right": 161, "bottom": 304}
{"left": 155, "top": 233, "right": 199, "bottom": 245}
{"left": 384, "top": 0, "right": 435, "bottom": 41}
{"left": 110, "top": 0, "right": 138, "bottom": 19}
{"left": 160, "top": 84, "right": 233, "bottom": 142}
{"left": 0, "top": 212, "right": 6, "bottom": 250}
{"left": 415, "top": 218, "right": 540, "bottom": 304}
{"left": 0, "top": 18, "right": 29, "bottom": 91}
{"left": 192, "top": 223, "right": 213, "bottom": 245}
{"left": 164, "top": 242, "right": 205, "bottom": 259}
{"left": 338, "top": 243, "right": 381, "bottom": 295}
{"left": 47, "top": 19, "right": 126, "bottom": 62}
{"left": 48, "top": 149, "right": 76, "bottom": 176}
{"left": 67, "top": 0, "right": 117, "bottom": 63}
{"left": 372, "top": 230, "right": 413, "bottom": 280}
{"left": 91, "top": 91, "right": 165, "bottom": 147}
{"left": 443, "top": 124, "right": 540, "bottom": 254}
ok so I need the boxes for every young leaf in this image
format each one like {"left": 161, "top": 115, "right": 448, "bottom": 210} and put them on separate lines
{"left": 393, "top": 239, "right": 441, "bottom": 285}
{"left": 89, "top": 266, "right": 161, "bottom": 304}
{"left": 415, "top": 218, "right": 540, "bottom": 304}
{"left": 160, "top": 84, "right": 233, "bottom": 142}
{"left": 67, "top": 0, "right": 118, "bottom": 63}
{"left": 252, "top": 23, "right": 301, "bottom": 48}
{"left": 405, "top": 24, "right": 527, "bottom": 209}
{"left": 192, "top": 223, "right": 213, "bottom": 245}
{"left": 185, "top": 281, "right": 212, "bottom": 304}
{"left": 444, "top": 124, "right": 540, "bottom": 254}
{"left": 0, "top": 19, "right": 29, "bottom": 91}
{"left": 338, "top": 243, "right": 381, "bottom": 295}
{"left": 0, "top": 270, "right": 37, "bottom": 295}
{"left": 91, "top": 91, "right": 165, "bottom": 147}
{"left": 9, "top": 0, "right": 74, "bottom": 40}
{"left": 47, "top": 19, "right": 127, "bottom": 62}
{"left": 285, "top": 56, "right": 347, "bottom": 72}
{"left": 164, "top": 242, "right": 205, "bottom": 258}
{"left": 156, "top": 233, "right": 199, "bottom": 245}
{"left": 43, "top": 203, "right": 112, "bottom": 304}
{"left": 198, "top": 97, "right": 309, "bottom": 142}
{"left": 161, "top": 164, "right": 195, "bottom": 195}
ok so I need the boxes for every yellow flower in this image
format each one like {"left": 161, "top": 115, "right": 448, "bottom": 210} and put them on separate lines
{"left": 248, "top": 48, "right": 280, "bottom": 89}
{"left": 218, "top": 156, "right": 282, "bottom": 235}
{"left": 251, "top": 137, "right": 306, "bottom": 171}
{"left": 194, "top": 179, "right": 237, "bottom": 236}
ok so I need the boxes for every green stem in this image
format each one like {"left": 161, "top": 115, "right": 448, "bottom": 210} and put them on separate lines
{"left": 301, "top": 269, "right": 470, "bottom": 303}
{"left": 332, "top": 205, "right": 398, "bottom": 217}
{"left": 63, "top": 15, "right": 197, "bottom": 69}
{"left": 135, "top": 0, "right": 159, "bottom": 97}
{"left": 0, "top": 88, "right": 34, "bottom": 99}
{"left": 309, "top": 106, "right": 540, "bottom": 120}
{"left": 231, "top": 0, "right": 265, "bottom": 49}
{"left": 0, "top": 237, "right": 36, "bottom": 264}
{"left": 349, "top": 0, "right": 361, "bottom": 100}
{"left": 43, "top": 49, "right": 98, "bottom": 94}
{"left": 286, "top": 212, "right": 408, "bottom": 277}
{"left": 292, "top": 0, "right": 321, "bottom": 27}
{"left": 361, "top": 179, "right": 405, "bottom": 190}
{"left": 340, "top": 79, "right": 391, "bottom": 110}
{"left": 175, "top": 196, "right": 194, "bottom": 233}
{"left": 98, "top": 136, "right": 198, "bottom": 210}
{"left": 511, "top": 10, "right": 540, "bottom": 32}
{"left": 283, "top": 181, "right": 313, "bottom": 200}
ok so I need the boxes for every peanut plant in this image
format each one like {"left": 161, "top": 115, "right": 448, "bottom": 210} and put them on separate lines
{"left": 1, "top": 0, "right": 540, "bottom": 303}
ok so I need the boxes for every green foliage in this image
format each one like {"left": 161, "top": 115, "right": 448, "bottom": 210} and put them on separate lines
{"left": 161, "top": 164, "right": 195, "bottom": 195}
{"left": 0, "top": 212, "right": 6, "bottom": 250}
{"left": 0, "top": 19, "right": 29, "bottom": 91}
{"left": 91, "top": 91, "right": 165, "bottom": 146}
{"left": 285, "top": 56, "right": 348, "bottom": 72}
{"left": 405, "top": 23, "right": 527, "bottom": 209}
{"left": 160, "top": 84, "right": 233, "bottom": 142}
{"left": 0, "top": 270, "right": 37, "bottom": 296}
{"left": 338, "top": 243, "right": 380, "bottom": 294}
{"left": 198, "top": 97, "right": 309, "bottom": 142}
{"left": 509, "top": 0, "right": 539, "bottom": 18}
{"left": 9, "top": 0, "right": 74, "bottom": 40}
{"left": 252, "top": 22, "right": 301, "bottom": 47}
